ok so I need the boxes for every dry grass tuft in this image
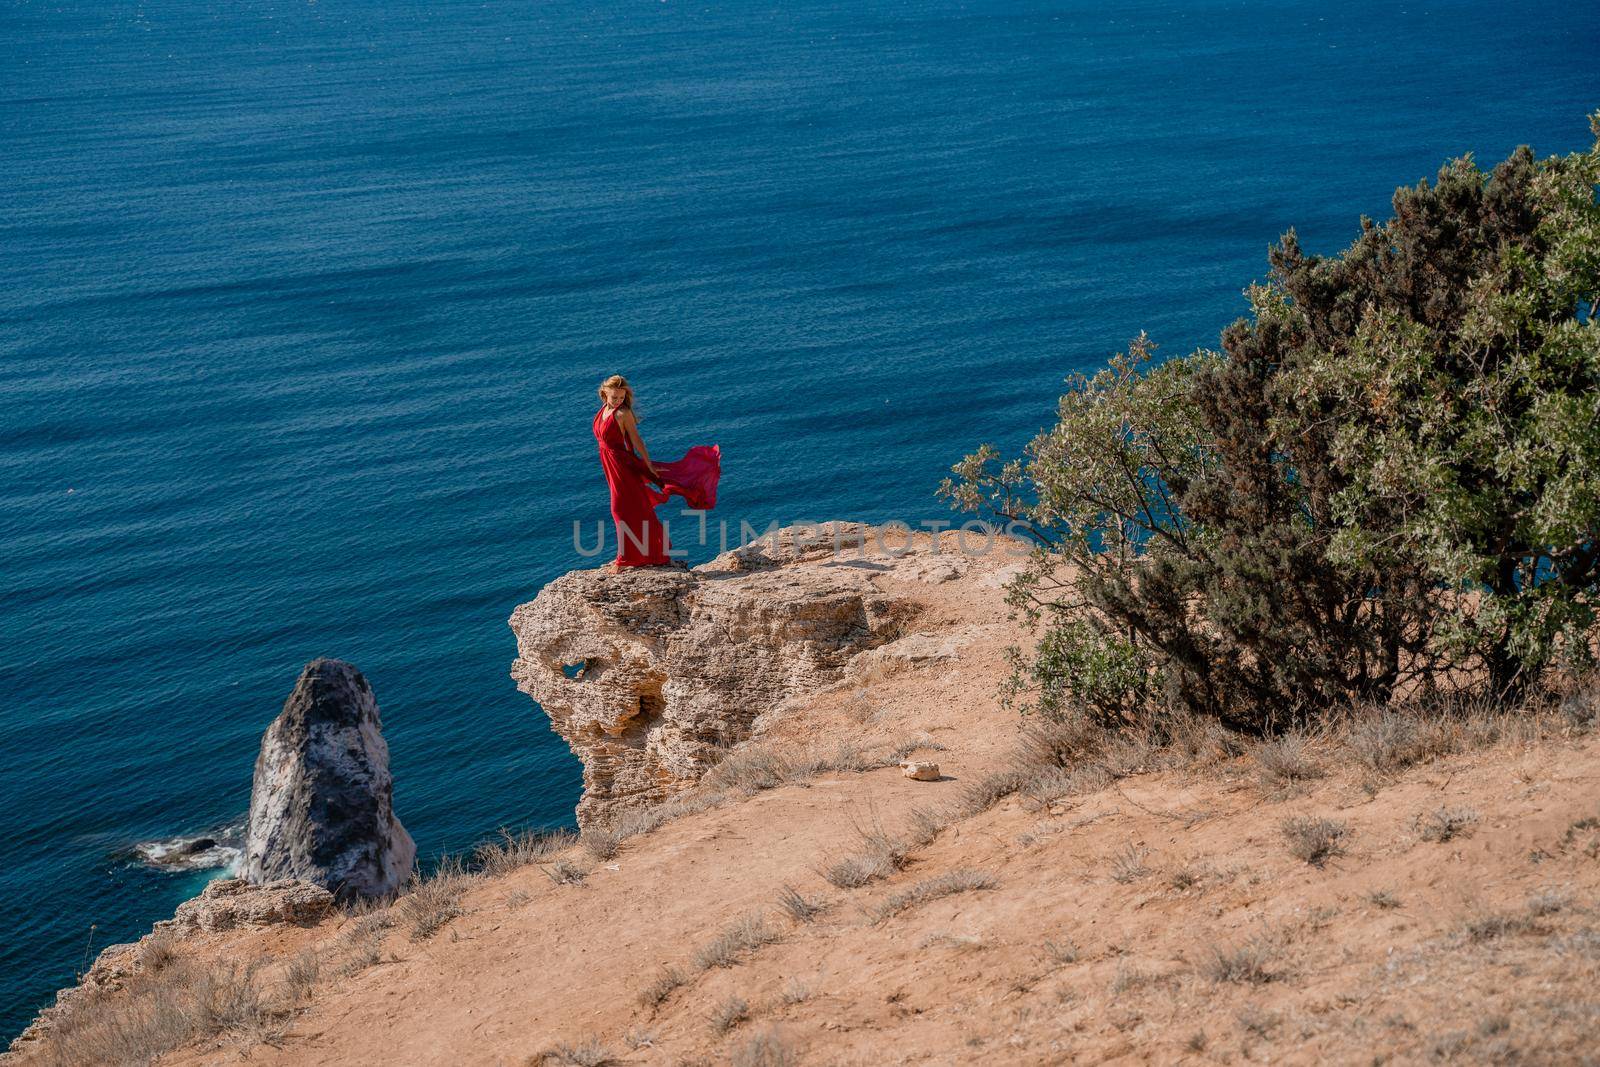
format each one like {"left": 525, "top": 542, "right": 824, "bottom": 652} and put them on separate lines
{"left": 954, "top": 768, "right": 1031, "bottom": 818}
{"left": 136, "top": 933, "right": 178, "bottom": 974}
{"left": 580, "top": 828, "right": 620, "bottom": 861}
{"left": 1251, "top": 732, "right": 1323, "bottom": 789}
{"left": 1364, "top": 888, "right": 1403, "bottom": 910}
{"left": 867, "top": 869, "right": 998, "bottom": 924}
{"left": 473, "top": 828, "right": 576, "bottom": 876}
{"left": 819, "top": 817, "right": 909, "bottom": 889}
{"left": 26, "top": 959, "right": 290, "bottom": 1067}
{"left": 703, "top": 741, "right": 873, "bottom": 797}
{"left": 1109, "top": 844, "right": 1152, "bottom": 884}
{"left": 903, "top": 806, "right": 951, "bottom": 849}
{"left": 336, "top": 931, "right": 384, "bottom": 978}
{"left": 1460, "top": 909, "right": 1543, "bottom": 943}
{"left": 611, "top": 790, "right": 727, "bottom": 841}
{"left": 731, "top": 1028, "right": 800, "bottom": 1067}
{"left": 778, "top": 978, "right": 811, "bottom": 1005}
{"left": 708, "top": 994, "right": 750, "bottom": 1035}
{"left": 622, "top": 1027, "right": 658, "bottom": 1050}
{"left": 886, "top": 733, "right": 948, "bottom": 762}
{"left": 1167, "top": 863, "right": 1208, "bottom": 891}
{"left": 1280, "top": 816, "right": 1348, "bottom": 866}
{"left": 398, "top": 860, "right": 470, "bottom": 941}
{"left": 282, "top": 949, "right": 321, "bottom": 1002}
{"left": 1041, "top": 939, "right": 1080, "bottom": 966}
{"left": 537, "top": 1036, "right": 614, "bottom": 1066}
{"left": 1236, "top": 1004, "right": 1280, "bottom": 1038}
{"left": 693, "top": 911, "right": 780, "bottom": 970}
{"left": 1201, "top": 938, "right": 1277, "bottom": 984}
{"left": 776, "top": 884, "right": 827, "bottom": 924}
{"left": 542, "top": 858, "right": 588, "bottom": 886}
{"left": 637, "top": 965, "right": 686, "bottom": 1009}
{"left": 1416, "top": 806, "right": 1479, "bottom": 843}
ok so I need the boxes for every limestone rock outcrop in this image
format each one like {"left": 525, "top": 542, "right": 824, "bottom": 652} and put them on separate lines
{"left": 509, "top": 524, "right": 918, "bottom": 826}
{"left": 165, "top": 877, "right": 335, "bottom": 933}
{"left": 241, "top": 659, "right": 415, "bottom": 900}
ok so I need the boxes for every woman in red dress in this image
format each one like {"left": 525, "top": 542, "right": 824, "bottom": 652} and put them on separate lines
{"left": 594, "top": 374, "right": 720, "bottom": 570}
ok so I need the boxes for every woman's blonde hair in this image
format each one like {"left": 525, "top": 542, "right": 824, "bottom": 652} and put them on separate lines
{"left": 598, "top": 374, "right": 634, "bottom": 411}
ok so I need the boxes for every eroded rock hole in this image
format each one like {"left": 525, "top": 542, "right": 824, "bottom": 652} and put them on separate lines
{"left": 561, "top": 658, "right": 602, "bottom": 681}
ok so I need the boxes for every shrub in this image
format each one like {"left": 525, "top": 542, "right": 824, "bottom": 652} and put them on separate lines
{"left": 398, "top": 860, "right": 470, "bottom": 941}
{"left": 1201, "top": 938, "right": 1277, "bottom": 984}
{"left": 943, "top": 116, "right": 1600, "bottom": 730}
{"left": 1280, "top": 816, "right": 1349, "bottom": 866}
{"left": 1417, "top": 807, "right": 1480, "bottom": 843}
{"left": 538, "top": 1037, "right": 614, "bottom": 1066}
{"left": 776, "top": 884, "right": 826, "bottom": 924}
{"left": 542, "top": 859, "right": 587, "bottom": 886}
{"left": 637, "top": 966, "right": 685, "bottom": 1008}
{"left": 709, "top": 994, "right": 750, "bottom": 1035}
{"left": 731, "top": 1029, "right": 800, "bottom": 1067}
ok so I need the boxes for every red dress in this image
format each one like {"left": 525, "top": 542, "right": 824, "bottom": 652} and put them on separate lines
{"left": 594, "top": 408, "right": 720, "bottom": 567}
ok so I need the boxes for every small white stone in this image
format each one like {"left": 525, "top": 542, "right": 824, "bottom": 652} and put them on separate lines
{"left": 901, "top": 760, "right": 941, "bottom": 781}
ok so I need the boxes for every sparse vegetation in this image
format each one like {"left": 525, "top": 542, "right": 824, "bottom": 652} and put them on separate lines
{"left": 622, "top": 1027, "right": 657, "bottom": 1050}
{"left": 953, "top": 768, "right": 1030, "bottom": 817}
{"left": 708, "top": 994, "right": 750, "bottom": 1035}
{"left": 776, "top": 884, "right": 826, "bottom": 924}
{"left": 1236, "top": 1004, "right": 1280, "bottom": 1039}
{"left": 580, "top": 828, "right": 620, "bottom": 861}
{"left": 778, "top": 978, "right": 811, "bottom": 1005}
{"left": 1041, "top": 939, "right": 1080, "bottom": 966}
{"left": 542, "top": 858, "right": 587, "bottom": 886}
{"left": 703, "top": 740, "right": 873, "bottom": 797}
{"left": 1280, "top": 816, "right": 1348, "bottom": 866}
{"left": 282, "top": 949, "right": 321, "bottom": 1002}
{"left": 867, "top": 869, "right": 998, "bottom": 924}
{"left": 693, "top": 911, "right": 780, "bottom": 970}
{"left": 1167, "top": 863, "right": 1206, "bottom": 891}
{"left": 398, "top": 860, "right": 469, "bottom": 941}
{"left": 1201, "top": 938, "right": 1277, "bottom": 984}
{"left": 473, "top": 828, "right": 576, "bottom": 876}
{"left": 819, "top": 817, "right": 909, "bottom": 889}
{"left": 24, "top": 958, "right": 291, "bottom": 1067}
{"left": 637, "top": 965, "right": 686, "bottom": 1009}
{"left": 611, "top": 790, "right": 727, "bottom": 841}
{"left": 1417, "top": 806, "right": 1480, "bottom": 843}
{"left": 1364, "top": 888, "right": 1402, "bottom": 910}
{"left": 1461, "top": 909, "right": 1543, "bottom": 943}
{"left": 887, "top": 733, "right": 948, "bottom": 762}
{"left": 731, "top": 1028, "right": 800, "bottom": 1067}
{"left": 336, "top": 932, "right": 384, "bottom": 978}
{"left": 1109, "top": 843, "right": 1152, "bottom": 884}
{"left": 538, "top": 1036, "right": 614, "bottom": 1066}
{"left": 1251, "top": 732, "right": 1323, "bottom": 790}
{"left": 136, "top": 933, "right": 178, "bottom": 974}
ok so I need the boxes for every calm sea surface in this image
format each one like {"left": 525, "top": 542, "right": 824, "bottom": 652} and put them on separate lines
{"left": 1, "top": 0, "right": 1593, "bottom": 1036}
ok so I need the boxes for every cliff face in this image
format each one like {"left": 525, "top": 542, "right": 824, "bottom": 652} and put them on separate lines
{"left": 508, "top": 525, "right": 919, "bottom": 825}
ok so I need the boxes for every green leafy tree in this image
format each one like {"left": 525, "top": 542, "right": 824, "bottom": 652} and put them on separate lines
{"left": 945, "top": 117, "right": 1600, "bottom": 729}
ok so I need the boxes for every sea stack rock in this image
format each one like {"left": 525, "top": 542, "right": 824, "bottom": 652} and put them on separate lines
{"left": 242, "top": 659, "right": 415, "bottom": 900}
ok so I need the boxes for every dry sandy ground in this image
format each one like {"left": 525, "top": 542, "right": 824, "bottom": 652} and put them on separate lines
{"left": 20, "top": 536, "right": 1600, "bottom": 1066}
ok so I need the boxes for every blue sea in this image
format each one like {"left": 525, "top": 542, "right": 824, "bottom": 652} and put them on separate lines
{"left": 1, "top": 0, "right": 1593, "bottom": 1038}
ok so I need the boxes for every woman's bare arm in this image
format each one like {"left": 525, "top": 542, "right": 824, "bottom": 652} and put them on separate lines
{"left": 617, "top": 409, "right": 658, "bottom": 475}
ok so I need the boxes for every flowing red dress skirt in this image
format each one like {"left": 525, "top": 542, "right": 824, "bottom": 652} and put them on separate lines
{"left": 594, "top": 408, "right": 720, "bottom": 567}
